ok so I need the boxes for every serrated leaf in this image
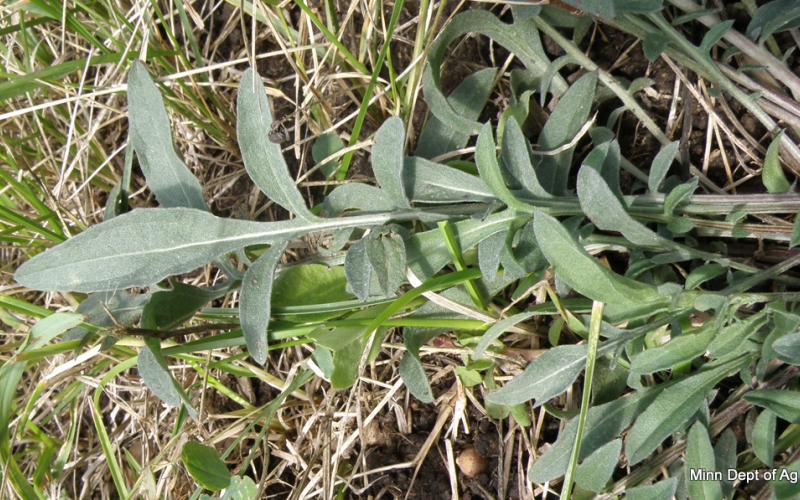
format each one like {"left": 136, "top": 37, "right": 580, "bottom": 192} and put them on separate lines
{"left": 577, "top": 165, "right": 665, "bottom": 247}
{"left": 141, "top": 283, "right": 221, "bottom": 331}
{"left": 700, "top": 20, "right": 734, "bottom": 53}
{"left": 476, "top": 122, "right": 534, "bottom": 212}
{"left": 685, "top": 421, "right": 722, "bottom": 500}
{"left": 625, "top": 478, "right": 677, "bottom": 500}
{"left": 240, "top": 242, "right": 287, "bottom": 365}
{"left": 501, "top": 118, "right": 550, "bottom": 198}
{"left": 371, "top": 117, "right": 410, "bottom": 208}
{"left": 625, "top": 358, "right": 745, "bottom": 465}
{"left": 575, "top": 438, "right": 620, "bottom": 493}
{"left": 533, "top": 211, "right": 665, "bottom": 314}
{"left": 762, "top": 131, "right": 790, "bottom": 194}
{"left": 127, "top": 62, "right": 207, "bottom": 210}
{"left": 530, "top": 385, "right": 663, "bottom": 483}
{"left": 485, "top": 344, "right": 587, "bottom": 406}
{"left": 648, "top": 141, "right": 679, "bottom": 192}
{"left": 752, "top": 409, "right": 777, "bottom": 466}
{"left": 474, "top": 312, "right": 537, "bottom": 358}
{"left": 417, "top": 68, "right": 496, "bottom": 159}
{"left": 181, "top": 441, "right": 231, "bottom": 492}
{"left": 138, "top": 338, "right": 198, "bottom": 419}
{"left": 25, "top": 312, "right": 83, "bottom": 351}
{"left": 537, "top": 72, "right": 597, "bottom": 194}
{"left": 237, "top": 68, "right": 315, "bottom": 220}
{"left": 773, "top": 332, "right": 800, "bottom": 364}
{"left": 744, "top": 389, "right": 800, "bottom": 423}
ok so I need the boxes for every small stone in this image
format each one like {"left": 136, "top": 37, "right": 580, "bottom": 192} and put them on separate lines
{"left": 456, "top": 446, "right": 487, "bottom": 478}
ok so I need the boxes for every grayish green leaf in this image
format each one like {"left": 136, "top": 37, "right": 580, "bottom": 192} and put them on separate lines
{"left": 478, "top": 231, "right": 507, "bottom": 282}
{"left": 745, "top": 389, "right": 800, "bottom": 423}
{"left": 763, "top": 131, "right": 791, "bottom": 194}
{"left": 773, "top": 332, "right": 800, "bottom": 365}
{"left": 707, "top": 312, "right": 768, "bottom": 360}
{"left": 476, "top": 122, "right": 534, "bottom": 212}
{"left": 771, "top": 457, "right": 800, "bottom": 499}
{"left": 240, "top": 242, "right": 287, "bottom": 365}
{"left": 181, "top": 441, "right": 231, "bottom": 492}
{"left": 581, "top": 140, "right": 622, "bottom": 200}
{"left": 485, "top": 344, "right": 587, "bottom": 406}
{"left": 530, "top": 385, "right": 662, "bottom": 483}
{"left": 746, "top": 0, "right": 800, "bottom": 42}
{"left": 577, "top": 166, "right": 666, "bottom": 247}
{"left": 366, "top": 233, "right": 406, "bottom": 296}
{"left": 664, "top": 178, "right": 698, "bottom": 216}
{"left": 127, "top": 62, "right": 207, "bottom": 210}
{"left": 423, "top": 10, "right": 563, "bottom": 136}
{"left": 537, "top": 72, "right": 597, "bottom": 195}
{"left": 14, "top": 208, "right": 406, "bottom": 293}
{"left": 371, "top": 117, "right": 409, "bottom": 208}
{"left": 417, "top": 68, "right": 496, "bottom": 159}
{"left": 405, "top": 156, "right": 494, "bottom": 204}
{"left": 714, "top": 429, "right": 737, "bottom": 499}
{"left": 630, "top": 324, "right": 715, "bottom": 375}
{"left": 312, "top": 132, "right": 344, "bottom": 178}
{"left": 575, "top": 438, "right": 620, "bottom": 493}
{"left": 685, "top": 263, "right": 726, "bottom": 290}
{"left": 791, "top": 216, "right": 800, "bottom": 248}
{"left": 625, "top": 478, "right": 677, "bottom": 500}
{"left": 237, "top": 68, "right": 315, "bottom": 219}
{"left": 216, "top": 476, "right": 258, "bottom": 500}
{"left": 533, "top": 211, "right": 665, "bottom": 313}
{"left": 501, "top": 118, "right": 550, "bottom": 198}
{"left": 344, "top": 239, "right": 372, "bottom": 302}
{"left": 685, "top": 421, "right": 722, "bottom": 500}
{"left": 399, "top": 352, "right": 434, "bottom": 403}
{"left": 626, "top": 358, "right": 745, "bottom": 465}
{"left": 323, "top": 183, "right": 394, "bottom": 215}
{"left": 141, "top": 283, "right": 221, "bottom": 331}
{"left": 474, "top": 312, "right": 537, "bottom": 358}
{"left": 752, "top": 409, "right": 777, "bottom": 466}
{"left": 700, "top": 20, "right": 734, "bottom": 53}
{"left": 138, "top": 338, "right": 198, "bottom": 419}
{"left": 648, "top": 141, "right": 679, "bottom": 193}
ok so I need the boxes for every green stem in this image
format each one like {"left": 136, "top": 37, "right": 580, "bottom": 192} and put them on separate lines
{"left": 561, "top": 301, "right": 605, "bottom": 500}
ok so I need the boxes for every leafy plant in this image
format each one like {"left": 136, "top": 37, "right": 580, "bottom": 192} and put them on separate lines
{"left": 8, "top": 4, "right": 800, "bottom": 498}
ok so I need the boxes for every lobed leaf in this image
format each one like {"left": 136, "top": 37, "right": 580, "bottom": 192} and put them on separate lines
{"left": 237, "top": 68, "right": 315, "bottom": 220}
{"left": 127, "top": 62, "right": 207, "bottom": 210}
{"left": 371, "top": 117, "right": 410, "bottom": 208}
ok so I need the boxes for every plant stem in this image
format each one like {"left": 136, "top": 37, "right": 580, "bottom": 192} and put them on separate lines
{"left": 561, "top": 300, "right": 604, "bottom": 500}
